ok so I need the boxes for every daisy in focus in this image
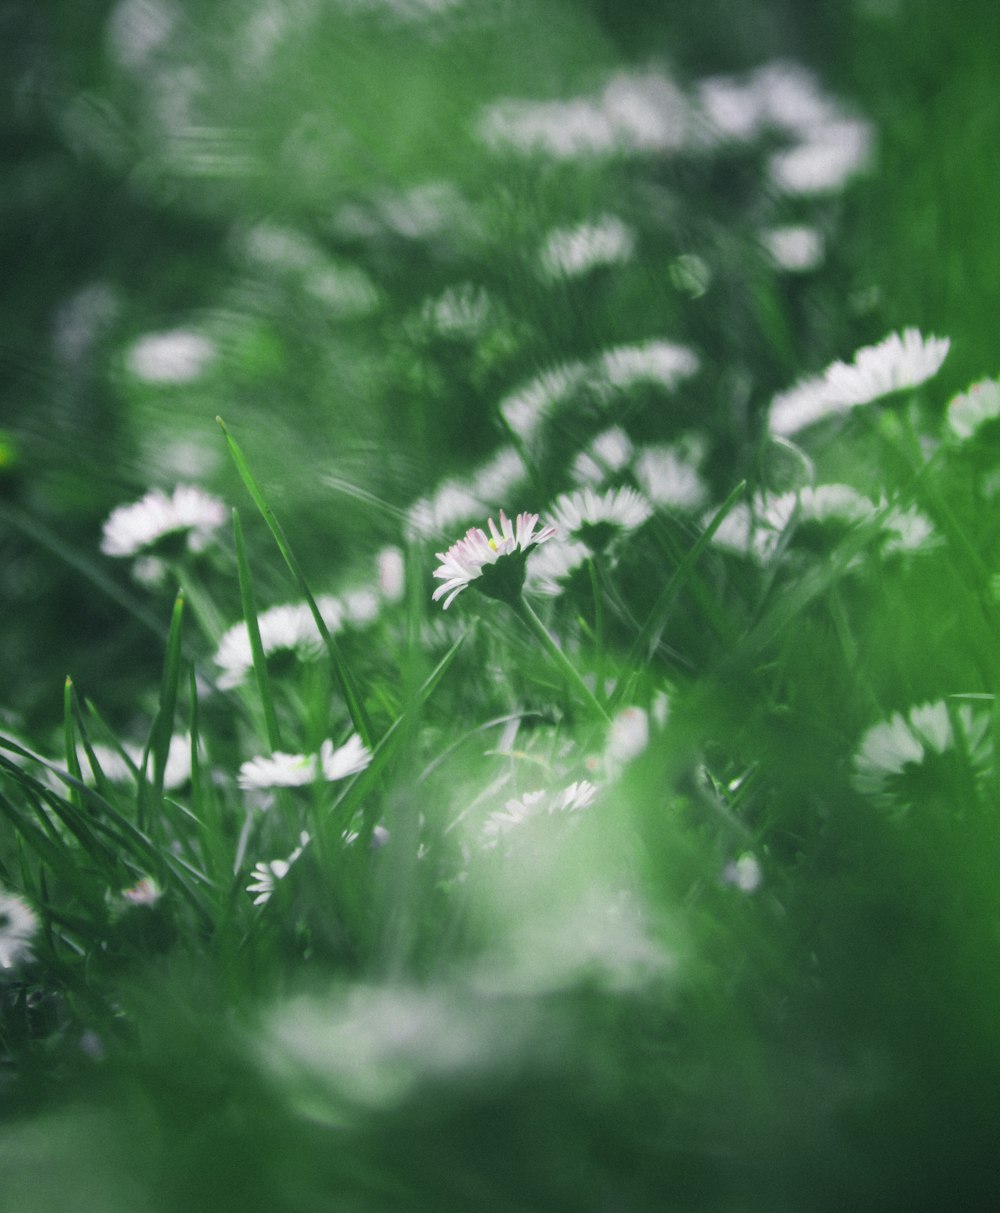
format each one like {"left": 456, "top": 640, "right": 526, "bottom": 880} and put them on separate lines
{"left": 431, "top": 510, "right": 556, "bottom": 609}
{"left": 0, "top": 888, "right": 38, "bottom": 971}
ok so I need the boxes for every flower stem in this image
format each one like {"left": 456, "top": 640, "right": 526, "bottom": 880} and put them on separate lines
{"left": 511, "top": 597, "right": 610, "bottom": 722}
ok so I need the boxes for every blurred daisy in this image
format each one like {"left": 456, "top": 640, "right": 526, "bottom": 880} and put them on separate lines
{"left": 760, "top": 225, "right": 824, "bottom": 272}
{"left": 121, "top": 876, "right": 162, "bottom": 906}
{"left": 571, "top": 427, "right": 634, "bottom": 485}
{"left": 320, "top": 734, "right": 373, "bottom": 781}
{"left": 769, "top": 329, "right": 950, "bottom": 436}
{"left": 101, "top": 484, "right": 226, "bottom": 567}
{"left": 525, "top": 537, "right": 590, "bottom": 596}
{"left": 852, "top": 701, "right": 991, "bottom": 812}
{"left": 215, "top": 596, "right": 342, "bottom": 689}
{"left": 247, "top": 831, "right": 310, "bottom": 906}
{"left": 432, "top": 510, "right": 556, "bottom": 609}
{"left": 498, "top": 361, "right": 588, "bottom": 446}
{"left": 946, "top": 378, "right": 1000, "bottom": 442}
{"left": 823, "top": 329, "right": 950, "bottom": 408}
{"left": 81, "top": 733, "right": 192, "bottom": 790}
{"left": 722, "top": 853, "right": 763, "bottom": 893}
{"left": 597, "top": 339, "right": 700, "bottom": 395}
{"left": 606, "top": 706, "right": 650, "bottom": 768}
{"left": 633, "top": 442, "right": 708, "bottom": 511}
{"left": 239, "top": 735, "right": 371, "bottom": 791}
{"left": 768, "top": 117, "right": 872, "bottom": 195}
{"left": 0, "top": 889, "right": 38, "bottom": 970}
{"left": 126, "top": 329, "right": 216, "bottom": 383}
{"left": 482, "top": 779, "right": 598, "bottom": 847}
{"left": 539, "top": 215, "right": 635, "bottom": 279}
{"left": 549, "top": 486, "right": 652, "bottom": 553}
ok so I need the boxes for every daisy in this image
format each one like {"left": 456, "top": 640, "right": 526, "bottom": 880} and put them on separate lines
{"left": 760, "top": 225, "right": 824, "bottom": 272}
{"left": 319, "top": 734, "right": 373, "bottom": 781}
{"left": 126, "top": 329, "right": 216, "bottom": 384}
{"left": 822, "top": 329, "right": 950, "bottom": 409}
{"left": 101, "top": 484, "right": 227, "bottom": 561}
{"left": 247, "top": 831, "right": 310, "bottom": 906}
{"left": 0, "top": 889, "right": 38, "bottom": 970}
{"left": 539, "top": 215, "right": 635, "bottom": 280}
{"left": 722, "top": 853, "right": 763, "bottom": 893}
{"left": 549, "top": 487, "right": 652, "bottom": 553}
{"left": 768, "top": 117, "right": 872, "bottom": 195}
{"left": 239, "top": 735, "right": 371, "bottom": 791}
{"left": 525, "top": 537, "right": 591, "bottom": 596}
{"left": 214, "top": 596, "right": 342, "bottom": 689}
{"left": 851, "top": 701, "right": 991, "bottom": 812}
{"left": 769, "top": 329, "right": 950, "bottom": 436}
{"left": 945, "top": 378, "right": 1000, "bottom": 442}
{"left": 482, "top": 780, "right": 598, "bottom": 847}
{"left": 571, "top": 427, "right": 634, "bottom": 486}
{"left": 431, "top": 510, "right": 556, "bottom": 609}
{"left": 633, "top": 442, "right": 708, "bottom": 511}
{"left": 596, "top": 339, "right": 700, "bottom": 395}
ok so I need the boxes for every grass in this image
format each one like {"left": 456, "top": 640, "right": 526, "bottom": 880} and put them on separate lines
{"left": 2, "top": 2, "right": 1000, "bottom": 1210}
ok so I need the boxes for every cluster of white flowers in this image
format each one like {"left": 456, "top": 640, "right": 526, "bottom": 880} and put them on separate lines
{"left": 499, "top": 339, "right": 700, "bottom": 446}
{"left": 768, "top": 329, "right": 951, "bottom": 436}
{"left": 709, "top": 483, "right": 937, "bottom": 565}
{"left": 479, "top": 68, "right": 690, "bottom": 159}
{"left": 238, "top": 734, "right": 372, "bottom": 791}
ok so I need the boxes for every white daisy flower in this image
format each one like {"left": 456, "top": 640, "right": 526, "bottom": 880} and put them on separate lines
{"left": 0, "top": 889, "right": 38, "bottom": 970}
{"left": 539, "top": 215, "right": 635, "bottom": 279}
{"left": 238, "top": 750, "right": 320, "bottom": 790}
{"left": 571, "top": 427, "right": 634, "bottom": 486}
{"left": 101, "top": 484, "right": 226, "bottom": 561}
{"left": 852, "top": 701, "right": 992, "bottom": 811}
{"left": 822, "top": 329, "right": 950, "bottom": 409}
{"left": 498, "top": 361, "right": 589, "bottom": 445}
{"left": 946, "top": 378, "right": 1000, "bottom": 442}
{"left": 596, "top": 339, "right": 700, "bottom": 394}
{"left": 881, "top": 503, "right": 939, "bottom": 555}
{"left": 126, "top": 329, "right": 216, "bottom": 384}
{"left": 549, "top": 486, "right": 652, "bottom": 553}
{"left": 214, "top": 596, "right": 342, "bottom": 689}
{"left": 319, "top": 734, "right": 373, "bottom": 781}
{"left": 431, "top": 510, "right": 556, "bottom": 609}
{"left": 482, "top": 780, "right": 599, "bottom": 848}
{"left": 768, "top": 117, "right": 873, "bottom": 195}
{"left": 524, "top": 537, "right": 591, "bottom": 596}
{"left": 760, "top": 225, "right": 825, "bottom": 272}
{"left": 81, "top": 733, "right": 192, "bottom": 790}
{"left": 633, "top": 443, "right": 708, "bottom": 511}
{"left": 769, "top": 329, "right": 951, "bottom": 436}
{"left": 696, "top": 73, "right": 763, "bottom": 142}
{"left": 247, "top": 831, "right": 310, "bottom": 905}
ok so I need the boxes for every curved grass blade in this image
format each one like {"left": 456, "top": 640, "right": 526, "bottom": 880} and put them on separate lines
{"left": 217, "top": 416, "right": 373, "bottom": 747}
{"left": 233, "top": 507, "right": 283, "bottom": 752}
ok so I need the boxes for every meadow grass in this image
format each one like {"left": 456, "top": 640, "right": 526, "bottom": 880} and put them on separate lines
{"left": 2, "top": 2, "right": 1000, "bottom": 1210}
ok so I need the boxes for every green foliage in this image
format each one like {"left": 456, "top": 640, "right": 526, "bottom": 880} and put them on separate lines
{"left": 2, "top": 1, "right": 1000, "bottom": 1210}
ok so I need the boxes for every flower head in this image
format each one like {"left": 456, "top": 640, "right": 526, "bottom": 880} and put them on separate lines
{"left": 548, "top": 487, "right": 651, "bottom": 553}
{"left": 247, "top": 832, "right": 310, "bottom": 905}
{"left": 239, "top": 735, "right": 371, "bottom": 792}
{"left": 431, "top": 510, "right": 556, "bottom": 609}
{"left": 101, "top": 484, "right": 226, "bottom": 559}
{"left": 0, "top": 889, "right": 38, "bottom": 970}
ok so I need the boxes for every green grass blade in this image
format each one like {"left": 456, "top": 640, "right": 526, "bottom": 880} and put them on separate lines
{"left": 233, "top": 506, "right": 283, "bottom": 752}
{"left": 217, "top": 416, "right": 373, "bottom": 747}
{"left": 62, "top": 677, "right": 84, "bottom": 812}
{"left": 607, "top": 479, "right": 747, "bottom": 713}
{"left": 145, "top": 589, "right": 186, "bottom": 815}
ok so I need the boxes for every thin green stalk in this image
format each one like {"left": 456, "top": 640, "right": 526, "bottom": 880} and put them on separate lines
{"left": 217, "top": 416, "right": 373, "bottom": 748}
{"left": 62, "top": 677, "right": 84, "bottom": 813}
{"left": 233, "top": 507, "right": 283, "bottom": 753}
{"left": 511, "top": 597, "right": 610, "bottom": 722}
